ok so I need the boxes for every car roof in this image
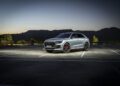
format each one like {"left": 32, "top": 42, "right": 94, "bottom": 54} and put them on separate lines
{"left": 61, "top": 32, "right": 83, "bottom": 34}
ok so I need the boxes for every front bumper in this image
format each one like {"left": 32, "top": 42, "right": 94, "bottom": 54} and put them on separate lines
{"left": 44, "top": 42, "right": 63, "bottom": 51}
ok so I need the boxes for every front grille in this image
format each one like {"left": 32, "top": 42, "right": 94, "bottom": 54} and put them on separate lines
{"left": 44, "top": 42, "right": 55, "bottom": 47}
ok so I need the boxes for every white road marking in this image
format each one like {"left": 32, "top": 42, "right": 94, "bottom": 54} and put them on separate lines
{"left": 116, "top": 49, "right": 120, "bottom": 52}
{"left": 110, "top": 49, "right": 120, "bottom": 55}
{"left": 81, "top": 51, "right": 85, "bottom": 58}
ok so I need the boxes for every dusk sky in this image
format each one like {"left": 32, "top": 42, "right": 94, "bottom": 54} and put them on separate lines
{"left": 0, "top": 0, "right": 120, "bottom": 34}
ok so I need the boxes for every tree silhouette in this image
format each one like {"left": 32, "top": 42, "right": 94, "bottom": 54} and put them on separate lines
{"left": 92, "top": 35, "right": 99, "bottom": 45}
{"left": 16, "top": 40, "right": 26, "bottom": 45}
{"left": 0, "top": 34, "right": 14, "bottom": 46}
{"left": 5, "top": 34, "right": 13, "bottom": 46}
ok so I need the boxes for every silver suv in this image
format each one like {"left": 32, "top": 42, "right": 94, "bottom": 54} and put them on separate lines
{"left": 44, "top": 32, "right": 90, "bottom": 53}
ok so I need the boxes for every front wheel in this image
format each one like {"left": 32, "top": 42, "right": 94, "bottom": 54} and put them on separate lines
{"left": 63, "top": 43, "right": 71, "bottom": 53}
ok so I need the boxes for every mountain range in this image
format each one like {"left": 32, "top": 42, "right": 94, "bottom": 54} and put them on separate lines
{"left": 1, "top": 27, "right": 120, "bottom": 43}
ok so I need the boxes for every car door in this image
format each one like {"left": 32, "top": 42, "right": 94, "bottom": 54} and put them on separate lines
{"left": 70, "top": 33, "right": 81, "bottom": 49}
{"left": 77, "top": 33, "right": 86, "bottom": 48}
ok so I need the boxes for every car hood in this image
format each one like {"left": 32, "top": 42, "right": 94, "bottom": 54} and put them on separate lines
{"left": 45, "top": 38, "right": 69, "bottom": 42}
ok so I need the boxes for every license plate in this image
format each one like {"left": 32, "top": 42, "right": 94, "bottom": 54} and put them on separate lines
{"left": 46, "top": 45, "right": 52, "bottom": 48}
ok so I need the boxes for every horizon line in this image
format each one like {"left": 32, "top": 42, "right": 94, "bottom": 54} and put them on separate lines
{"left": 0, "top": 27, "right": 119, "bottom": 35}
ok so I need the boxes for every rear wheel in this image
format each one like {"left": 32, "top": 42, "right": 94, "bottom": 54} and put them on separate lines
{"left": 63, "top": 42, "right": 71, "bottom": 53}
{"left": 83, "top": 42, "right": 89, "bottom": 51}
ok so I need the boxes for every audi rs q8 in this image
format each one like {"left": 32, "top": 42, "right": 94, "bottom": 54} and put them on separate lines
{"left": 44, "top": 32, "right": 90, "bottom": 53}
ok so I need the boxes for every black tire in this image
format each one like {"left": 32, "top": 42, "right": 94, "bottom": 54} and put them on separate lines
{"left": 46, "top": 50, "right": 53, "bottom": 53}
{"left": 83, "top": 42, "right": 89, "bottom": 51}
{"left": 63, "top": 42, "right": 71, "bottom": 53}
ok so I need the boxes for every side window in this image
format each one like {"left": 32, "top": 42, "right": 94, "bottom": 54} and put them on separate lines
{"left": 71, "top": 34, "right": 78, "bottom": 38}
{"left": 77, "top": 34, "right": 85, "bottom": 38}
{"left": 71, "top": 33, "right": 85, "bottom": 38}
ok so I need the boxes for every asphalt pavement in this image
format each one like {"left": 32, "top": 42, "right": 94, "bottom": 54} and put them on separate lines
{"left": 0, "top": 46, "right": 120, "bottom": 86}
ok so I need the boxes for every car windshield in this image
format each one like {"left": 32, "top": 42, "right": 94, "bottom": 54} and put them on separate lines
{"left": 55, "top": 33, "right": 71, "bottom": 38}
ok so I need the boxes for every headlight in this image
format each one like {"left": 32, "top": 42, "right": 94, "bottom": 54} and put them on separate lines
{"left": 55, "top": 41, "right": 62, "bottom": 44}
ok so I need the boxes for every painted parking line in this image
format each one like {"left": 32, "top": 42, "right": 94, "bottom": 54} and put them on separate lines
{"left": 116, "top": 49, "right": 120, "bottom": 52}
{"left": 110, "top": 49, "right": 120, "bottom": 55}
{"left": 81, "top": 51, "right": 85, "bottom": 58}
